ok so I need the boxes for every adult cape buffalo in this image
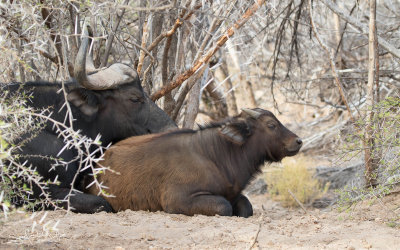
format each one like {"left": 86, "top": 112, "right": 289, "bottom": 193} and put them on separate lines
{"left": 3, "top": 26, "right": 176, "bottom": 213}
{"left": 87, "top": 108, "right": 302, "bottom": 217}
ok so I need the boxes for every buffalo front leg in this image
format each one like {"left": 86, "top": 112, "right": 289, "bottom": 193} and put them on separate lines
{"left": 50, "top": 187, "right": 113, "bottom": 213}
{"left": 163, "top": 193, "right": 233, "bottom": 216}
{"left": 232, "top": 193, "right": 253, "bottom": 218}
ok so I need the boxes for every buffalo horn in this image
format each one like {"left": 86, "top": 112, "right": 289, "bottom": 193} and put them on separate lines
{"left": 74, "top": 24, "right": 138, "bottom": 90}
{"left": 74, "top": 23, "right": 91, "bottom": 88}
{"left": 241, "top": 108, "right": 261, "bottom": 119}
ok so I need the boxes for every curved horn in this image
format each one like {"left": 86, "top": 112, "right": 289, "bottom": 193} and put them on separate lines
{"left": 74, "top": 23, "right": 93, "bottom": 89}
{"left": 74, "top": 24, "right": 139, "bottom": 90}
{"left": 241, "top": 108, "right": 261, "bottom": 119}
{"left": 85, "top": 26, "right": 96, "bottom": 73}
{"left": 85, "top": 63, "right": 139, "bottom": 90}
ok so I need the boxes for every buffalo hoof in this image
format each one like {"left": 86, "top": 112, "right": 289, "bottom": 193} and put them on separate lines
{"left": 93, "top": 202, "right": 114, "bottom": 213}
{"left": 69, "top": 193, "right": 114, "bottom": 213}
{"left": 232, "top": 194, "right": 253, "bottom": 218}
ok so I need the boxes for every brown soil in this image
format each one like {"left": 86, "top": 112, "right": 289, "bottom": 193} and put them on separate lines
{"left": 1, "top": 193, "right": 399, "bottom": 250}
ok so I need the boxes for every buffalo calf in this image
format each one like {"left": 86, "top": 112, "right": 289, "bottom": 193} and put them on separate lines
{"left": 88, "top": 108, "right": 302, "bottom": 217}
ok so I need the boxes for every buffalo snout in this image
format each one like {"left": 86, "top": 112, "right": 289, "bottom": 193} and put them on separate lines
{"left": 285, "top": 136, "right": 302, "bottom": 155}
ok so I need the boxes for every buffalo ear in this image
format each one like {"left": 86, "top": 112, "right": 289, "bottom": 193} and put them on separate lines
{"left": 218, "top": 121, "right": 251, "bottom": 145}
{"left": 67, "top": 89, "right": 99, "bottom": 120}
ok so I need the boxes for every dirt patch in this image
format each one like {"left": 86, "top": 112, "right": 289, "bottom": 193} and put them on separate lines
{"left": 1, "top": 194, "right": 399, "bottom": 249}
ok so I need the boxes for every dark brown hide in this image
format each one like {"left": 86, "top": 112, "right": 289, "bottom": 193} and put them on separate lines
{"left": 88, "top": 108, "right": 302, "bottom": 217}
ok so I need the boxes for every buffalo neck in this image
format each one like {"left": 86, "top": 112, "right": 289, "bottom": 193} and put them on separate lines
{"left": 191, "top": 127, "right": 265, "bottom": 190}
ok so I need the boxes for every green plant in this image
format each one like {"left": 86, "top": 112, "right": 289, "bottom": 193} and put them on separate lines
{"left": 338, "top": 97, "right": 400, "bottom": 205}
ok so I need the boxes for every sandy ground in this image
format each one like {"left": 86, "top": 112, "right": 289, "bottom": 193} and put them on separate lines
{"left": 1, "top": 193, "right": 399, "bottom": 250}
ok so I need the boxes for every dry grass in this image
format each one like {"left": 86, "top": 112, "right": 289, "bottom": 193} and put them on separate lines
{"left": 265, "top": 155, "right": 327, "bottom": 207}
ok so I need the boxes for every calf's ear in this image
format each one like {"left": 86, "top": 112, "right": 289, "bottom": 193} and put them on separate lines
{"left": 219, "top": 121, "right": 251, "bottom": 145}
{"left": 67, "top": 89, "right": 99, "bottom": 121}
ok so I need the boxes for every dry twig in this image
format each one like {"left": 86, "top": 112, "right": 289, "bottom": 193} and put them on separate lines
{"left": 247, "top": 217, "right": 262, "bottom": 250}
{"left": 288, "top": 189, "right": 307, "bottom": 214}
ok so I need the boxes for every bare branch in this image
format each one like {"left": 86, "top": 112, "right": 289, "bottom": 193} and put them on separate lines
{"left": 321, "top": 0, "right": 400, "bottom": 59}
{"left": 151, "top": 0, "right": 267, "bottom": 101}
{"left": 308, "top": 0, "right": 355, "bottom": 122}
{"left": 100, "top": 0, "right": 129, "bottom": 68}
{"left": 146, "top": 5, "right": 201, "bottom": 55}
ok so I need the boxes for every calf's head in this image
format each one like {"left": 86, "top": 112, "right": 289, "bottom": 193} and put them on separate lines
{"left": 219, "top": 108, "right": 302, "bottom": 162}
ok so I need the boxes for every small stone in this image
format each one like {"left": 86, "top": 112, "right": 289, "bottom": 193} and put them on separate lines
{"left": 147, "top": 236, "right": 156, "bottom": 241}
{"left": 364, "top": 243, "right": 372, "bottom": 249}
{"left": 375, "top": 217, "right": 383, "bottom": 222}
{"left": 361, "top": 239, "right": 372, "bottom": 249}
{"left": 347, "top": 246, "right": 355, "bottom": 250}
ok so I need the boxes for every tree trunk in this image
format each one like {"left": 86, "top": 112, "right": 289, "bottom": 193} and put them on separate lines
{"left": 204, "top": 81, "right": 228, "bottom": 119}
{"left": 333, "top": 0, "right": 343, "bottom": 69}
{"left": 244, "top": 81, "right": 257, "bottom": 108}
{"left": 182, "top": 66, "right": 208, "bottom": 129}
{"left": 365, "top": 0, "right": 379, "bottom": 188}
{"left": 162, "top": 10, "right": 179, "bottom": 116}
{"left": 226, "top": 39, "right": 257, "bottom": 109}
{"left": 219, "top": 59, "right": 238, "bottom": 116}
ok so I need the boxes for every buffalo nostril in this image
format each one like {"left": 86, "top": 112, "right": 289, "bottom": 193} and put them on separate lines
{"left": 296, "top": 138, "right": 303, "bottom": 145}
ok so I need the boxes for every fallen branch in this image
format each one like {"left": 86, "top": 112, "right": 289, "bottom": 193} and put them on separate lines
{"left": 288, "top": 189, "right": 307, "bottom": 214}
{"left": 301, "top": 119, "right": 348, "bottom": 151}
{"left": 151, "top": 0, "right": 266, "bottom": 101}
{"left": 247, "top": 218, "right": 262, "bottom": 250}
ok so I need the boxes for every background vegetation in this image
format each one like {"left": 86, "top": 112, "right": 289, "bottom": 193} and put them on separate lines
{"left": 0, "top": 0, "right": 399, "bottom": 213}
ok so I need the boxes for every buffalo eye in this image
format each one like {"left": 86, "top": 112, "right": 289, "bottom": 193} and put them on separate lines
{"left": 267, "top": 123, "right": 276, "bottom": 129}
{"left": 130, "top": 97, "right": 144, "bottom": 103}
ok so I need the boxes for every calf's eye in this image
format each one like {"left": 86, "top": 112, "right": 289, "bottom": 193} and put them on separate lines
{"left": 267, "top": 124, "right": 276, "bottom": 129}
